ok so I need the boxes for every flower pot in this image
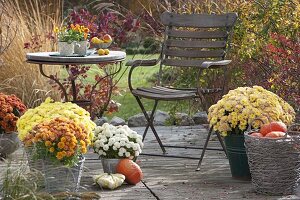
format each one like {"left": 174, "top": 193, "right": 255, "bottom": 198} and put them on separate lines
{"left": 26, "top": 150, "right": 85, "bottom": 193}
{"left": 74, "top": 40, "right": 90, "bottom": 56}
{"left": 58, "top": 41, "right": 74, "bottom": 56}
{"left": 224, "top": 134, "right": 251, "bottom": 180}
{"left": 101, "top": 158, "right": 122, "bottom": 174}
{"left": 0, "top": 132, "right": 20, "bottom": 158}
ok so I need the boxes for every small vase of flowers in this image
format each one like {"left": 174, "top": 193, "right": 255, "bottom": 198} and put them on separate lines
{"left": 0, "top": 92, "right": 26, "bottom": 158}
{"left": 92, "top": 123, "right": 143, "bottom": 173}
{"left": 54, "top": 24, "right": 90, "bottom": 56}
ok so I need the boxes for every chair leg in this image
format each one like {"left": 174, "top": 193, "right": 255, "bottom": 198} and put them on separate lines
{"left": 142, "top": 125, "right": 150, "bottom": 141}
{"left": 216, "top": 131, "right": 227, "bottom": 157}
{"left": 196, "top": 126, "right": 213, "bottom": 171}
{"left": 134, "top": 97, "right": 166, "bottom": 153}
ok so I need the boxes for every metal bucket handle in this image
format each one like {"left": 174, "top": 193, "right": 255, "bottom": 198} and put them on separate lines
{"left": 246, "top": 118, "right": 265, "bottom": 134}
{"left": 287, "top": 123, "right": 300, "bottom": 136}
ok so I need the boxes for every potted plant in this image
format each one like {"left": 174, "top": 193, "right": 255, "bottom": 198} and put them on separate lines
{"left": 17, "top": 98, "right": 95, "bottom": 192}
{"left": 70, "top": 24, "right": 90, "bottom": 56}
{"left": 208, "top": 86, "right": 295, "bottom": 179}
{"left": 53, "top": 24, "right": 90, "bottom": 56}
{"left": 0, "top": 92, "right": 26, "bottom": 158}
{"left": 92, "top": 123, "right": 144, "bottom": 173}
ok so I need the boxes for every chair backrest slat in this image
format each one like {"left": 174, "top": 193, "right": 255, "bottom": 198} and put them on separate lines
{"left": 159, "top": 12, "right": 238, "bottom": 68}
{"left": 167, "top": 29, "right": 229, "bottom": 39}
{"left": 161, "top": 12, "right": 238, "bottom": 28}
{"left": 165, "top": 49, "right": 225, "bottom": 58}
{"left": 166, "top": 39, "right": 226, "bottom": 48}
{"left": 162, "top": 59, "right": 205, "bottom": 67}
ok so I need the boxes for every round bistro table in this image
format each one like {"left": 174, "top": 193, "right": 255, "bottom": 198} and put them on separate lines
{"left": 26, "top": 50, "right": 126, "bottom": 109}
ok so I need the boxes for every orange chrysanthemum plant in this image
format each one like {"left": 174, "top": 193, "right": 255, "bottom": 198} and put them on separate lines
{"left": 23, "top": 117, "right": 91, "bottom": 166}
{"left": 0, "top": 93, "right": 26, "bottom": 134}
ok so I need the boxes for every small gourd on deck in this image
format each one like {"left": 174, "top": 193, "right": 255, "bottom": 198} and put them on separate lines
{"left": 93, "top": 173, "right": 125, "bottom": 190}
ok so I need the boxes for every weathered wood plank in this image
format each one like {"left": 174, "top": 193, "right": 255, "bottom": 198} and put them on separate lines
{"left": 166, "top": 39, "right": 226, "bottom": 48}
{"left": 167, "top": 29, "right": 229, "bottom": 39}
{"left": 132, "top": 89, "right": 196, "bottom": 100}
{"left": 1, "top": 125, "right": 299, "bottom": 200}
{"left": 161, "top": 12, "right": 238, "bottom": 28}
{"left": 165, "top": 49, "right": 225, "bottom": 58}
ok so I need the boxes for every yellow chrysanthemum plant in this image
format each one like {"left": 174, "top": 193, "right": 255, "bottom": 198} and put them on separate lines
{"left": 208, "top": 86, "right": 296, "bottom": 137}
{"left": 17, "top": 98, "right": 96, "bottom": 166}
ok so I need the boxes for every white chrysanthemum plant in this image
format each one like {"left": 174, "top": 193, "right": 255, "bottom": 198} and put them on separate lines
{"left": 92, "top": 123, "right": 144, "bottom": 159}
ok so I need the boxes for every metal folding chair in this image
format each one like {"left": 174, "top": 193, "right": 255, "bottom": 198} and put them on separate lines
{"left": 126, "top": 12, "right": 238, "bottom": 170}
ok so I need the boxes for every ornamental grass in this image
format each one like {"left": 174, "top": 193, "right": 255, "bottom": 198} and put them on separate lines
{"left": 0, "top": 0, "right": 62, "bottom": 108}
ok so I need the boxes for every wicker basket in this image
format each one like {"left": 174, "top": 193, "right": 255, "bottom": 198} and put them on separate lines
{"left": 244, "top": 123, "right": 300, "bottom": 195}
{"left": 26, "top": 149, "right": 85, "bottom": 193}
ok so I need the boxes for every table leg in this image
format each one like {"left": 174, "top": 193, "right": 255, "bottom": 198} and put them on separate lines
{"left": 65, "top": 65, "right": 77, "bottom": 102}
{"left": 89, "top": 62, "right": 122, "bottom": 101}
{"left": 87, "top": 62, "right": 122, "bottom": 117}
{"left": 38, "top": 64, "right": 69, "bottom": 102}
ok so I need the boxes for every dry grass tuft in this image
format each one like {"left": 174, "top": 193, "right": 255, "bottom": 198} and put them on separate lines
{"left": 0, "top": 0, "right": 62, "bottom": 108}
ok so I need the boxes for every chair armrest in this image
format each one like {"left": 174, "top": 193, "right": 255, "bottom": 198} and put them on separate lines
{"left": 126, "top": 59, "right": 159, "bottom": 67}
{"left": 201, "top": 60, "right": 232, "bottom": 68}
{"left": 127, "top": 59, "right": 160, "bottom": 92}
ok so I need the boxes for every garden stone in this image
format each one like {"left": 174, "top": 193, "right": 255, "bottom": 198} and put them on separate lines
{"left": 193, "top": 111, "right": 208, "bottom": 125}
{"left": 175, "top": 113, "right": 195, "bottom": 126}
{"left": 94, "top": 117, "right": 108, "bottom": 126}
{"left": 128, "top": 110, "right": 171, "bottom": 127}
{"left": 153, "top": 110, "right": 170, "bottom": 126}
{"left": 128, "top": 113, "right": 147, "bottom": 127}
{"left": 110, "top": 116, "right": 126, "bottom": 126}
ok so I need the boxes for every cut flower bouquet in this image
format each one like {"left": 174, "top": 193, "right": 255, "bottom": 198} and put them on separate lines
{"left": 208, "top": 86, "right": 295, "bottom": 137}
{"left": 92, "top": 123, "right": 143, "bottom": 159}
{"left": 54, "top": 23, "right": 90, "bottom": 43}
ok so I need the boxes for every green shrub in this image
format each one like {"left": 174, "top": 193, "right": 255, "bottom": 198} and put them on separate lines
{"left": 126, "top": 48, "right": 140, "bottom": 55}
{"left": 143, "top": 37, "right": 161, "bottom": 53}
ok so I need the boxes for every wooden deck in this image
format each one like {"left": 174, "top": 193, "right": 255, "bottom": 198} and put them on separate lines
{"left": 2, "top": 125, "right": 300, "bottom": 199}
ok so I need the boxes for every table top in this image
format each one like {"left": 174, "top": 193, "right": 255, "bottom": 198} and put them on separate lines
{"left": 26, "top": 50, "right": 126, "bottom": 65}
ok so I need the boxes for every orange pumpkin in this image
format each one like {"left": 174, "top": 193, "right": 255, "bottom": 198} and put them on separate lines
{"left": 265, "top": 131, "right": 286, "bottom": 139}
{"left": 116, "top": 159, "right": 143, "bottom": 185}
{"left": 259, "top": 121, "right": 287, "bottom": 136}
{"left": 250, "top": 132, "right": 263, "bottom": 138}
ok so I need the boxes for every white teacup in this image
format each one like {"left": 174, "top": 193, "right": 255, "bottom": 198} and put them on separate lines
{"left": 74, "top": 40, "right": 90, "bottom": 56}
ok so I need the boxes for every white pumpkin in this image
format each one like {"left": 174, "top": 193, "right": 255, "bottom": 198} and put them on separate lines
{"left": 93, "top": 173, "right": 125, "bottom": 190}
